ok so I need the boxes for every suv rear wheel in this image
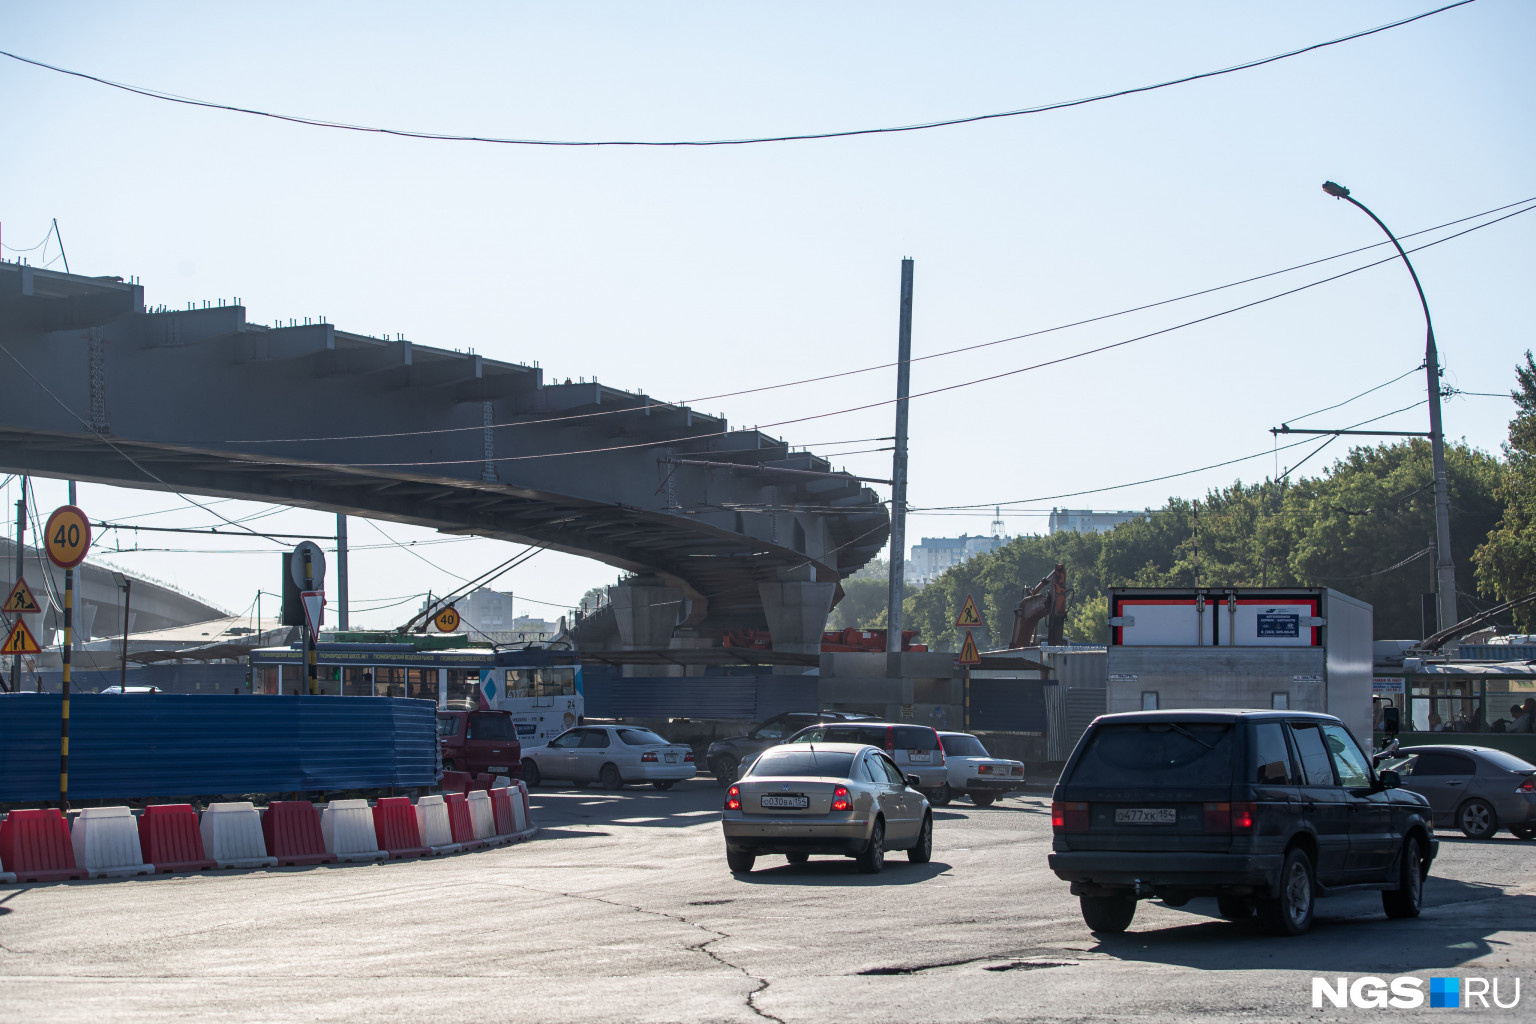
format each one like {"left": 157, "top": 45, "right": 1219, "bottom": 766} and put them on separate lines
{"left": 1257, "top": 847, "right": 1315, "bottom": 936}
{"left": 930, "top": 784, "right": 952, "bottom": 807}
{"left": 1079, "top": 894, "right": 1136, "bottom": 933}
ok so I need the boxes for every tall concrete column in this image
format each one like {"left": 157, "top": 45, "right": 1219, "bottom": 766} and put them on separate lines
{"left": 758, "top": 577, "right": 835, "bottom": 658}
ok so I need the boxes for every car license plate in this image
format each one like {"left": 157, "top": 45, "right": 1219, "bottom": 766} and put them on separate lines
{"left": 761, "top": 795, "right": 809, "bottom": 809}
{"left": 665, "top": 753, "right": 678, "bottom": 763}
{"left": 489, "top": 766, "right": 508, "bottom": 773}
{"left": 1115, "top": 807, "right": 1176, "bottom": 825}
{"left": 908, "top": 751, "right": 930, "bottom": 763}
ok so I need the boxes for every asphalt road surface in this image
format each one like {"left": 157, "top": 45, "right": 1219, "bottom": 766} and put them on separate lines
{"left": 2, "top": 781, "right": 1533, "bottom": 1023}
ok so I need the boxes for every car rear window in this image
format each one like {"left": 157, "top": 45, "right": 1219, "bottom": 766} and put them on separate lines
{"left": 467, "top": 713, "right": 513, "bottom": 741}
{"left": 1477, "top": 748, "right": 1536, "bottom": 773}
{"left": 808, "top": 725, "right": 889, "bottom": 746}
{"left": 894, "top": 726, "right": 939, "bottom": 751}
{"left": 749, "top": 750, "right": 856, "bottom": 778}
{"left": 617, "top": 729, "right": 669, "bottom": 746}
{"left": 940, "top": 734, "right": 988, "bottom": 757}
{"left": 1069, "top": 722, "right": 1235, "bottom": 787}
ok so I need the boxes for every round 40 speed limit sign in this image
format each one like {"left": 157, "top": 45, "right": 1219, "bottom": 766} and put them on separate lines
{"left": 44, "top": 505, "right": 92, "bottom": 569}
{"left": 434, "top": 606, "right": 461, "bottom": 633}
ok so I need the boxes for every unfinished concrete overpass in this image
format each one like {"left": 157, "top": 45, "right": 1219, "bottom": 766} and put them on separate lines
{"left": 0, "top": 264, "right": 890, "bottom": 652}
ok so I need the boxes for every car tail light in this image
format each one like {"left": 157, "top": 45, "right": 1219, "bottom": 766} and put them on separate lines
{"left": 641, "top": 752, "right": 659, "bottom": 762}
{"left": 725, "top": 786, "right": 741, "bottom": 811}
{"left": 885, "top": 727, "right": 895, "bottom": 752}
{"left": 978, "top": 764, "right": 994, "bottom": 775}
{"left": 1517, "top": 776, "right": 1535, "bottom": 793}
{"left": 1051, "top": 800, "right": 1088, "bottom": 832}
{"left": 831, "top": 786, "right": 851, "bottom": 812}
{"left": 684, "top": 750, "right": 695, "bottom": 762}
{"left": 1204, "top": 802, "right": 1257, "bottom": 833}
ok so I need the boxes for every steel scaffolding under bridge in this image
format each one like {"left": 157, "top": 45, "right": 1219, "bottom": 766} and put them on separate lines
{"left": 0, "top": 264, "right": 889, "bottom": 648}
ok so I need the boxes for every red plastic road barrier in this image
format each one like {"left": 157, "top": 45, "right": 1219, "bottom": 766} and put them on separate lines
{"left": 469, "top": 773, "right": 495, "bottom": 792}
{"left": 518, "top": 783, "right": 533, "bottom": 829}
{"left": 443, "top": 792, "right": 485, "bottom": 851}
{"left": 490, "top": 787, "right": 517, "bottom": 836}
{"left": 439, "top": 770, "right": 473, "bottom": 794}
{"left": 371, "top": 797, "right": 430, "bottom": 859}
{"left": 262, "top": 801, "right": 337, "bottom": 866}
{"left": 0, "top": 808, "right": 88, "bottom": 882}
{"left": 138, "top": 804, "right": 216, "bottom": 873}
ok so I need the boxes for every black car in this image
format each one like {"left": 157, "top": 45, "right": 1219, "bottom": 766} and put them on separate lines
{"left": 1048, "top": 709, "right": 1437, "bottom": 936}
{"left": 705, "top": 711, "right": 875, "bottom": 785}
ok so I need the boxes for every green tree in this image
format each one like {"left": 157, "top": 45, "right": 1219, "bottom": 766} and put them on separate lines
{"left": 1475, "top": 351, "right": 1536, "bottom": 629}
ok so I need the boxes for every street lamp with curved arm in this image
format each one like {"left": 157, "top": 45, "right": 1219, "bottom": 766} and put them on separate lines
{"left": 1322, "top": 180, "right": 1456, "bottom": 630}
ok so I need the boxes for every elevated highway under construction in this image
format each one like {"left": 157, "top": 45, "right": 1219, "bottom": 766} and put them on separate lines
{"left": 0, "top": 263, "right": 890, "bottom": 654}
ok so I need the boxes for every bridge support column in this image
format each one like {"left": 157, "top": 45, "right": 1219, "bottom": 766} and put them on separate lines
{"left": 758, "top": 576, "right": 835, "bottom": 669}
{"left": 610, "top": 581, "right": 685, "bottom": 651}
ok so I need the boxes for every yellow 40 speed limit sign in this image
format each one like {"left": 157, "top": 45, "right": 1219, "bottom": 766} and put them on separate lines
{"left": 434, "top": 606, "right": 461, "bottom": 632}
{"left": 45, "top": 505, "right": 92, "bottom": 569}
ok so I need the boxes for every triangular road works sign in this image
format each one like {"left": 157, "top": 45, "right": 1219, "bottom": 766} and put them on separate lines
{"left": 955, "top": 594, "right": 983, "bottom": 629}
{"left": 3, "top": 618, "right": 42, "bottom": 655}
{"left": 2, "top": 579, "right": 41, "bottom": 615}
{"left": 958, "top": 630, "right": 982, "bottom": 666}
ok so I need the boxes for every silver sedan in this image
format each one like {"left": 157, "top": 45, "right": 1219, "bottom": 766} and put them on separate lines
{"left": 720, "top": 742, "right": 932, "bottom": 874}
{"left": 1385, "top": 744, "right": 1536, "bottom": 840}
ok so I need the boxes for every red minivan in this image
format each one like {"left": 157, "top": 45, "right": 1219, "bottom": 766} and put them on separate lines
{"left": 437, "top": 710, "right": 523, "bottom": 778}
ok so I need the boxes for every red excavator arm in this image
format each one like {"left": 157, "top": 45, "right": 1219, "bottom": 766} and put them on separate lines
{"left": 1009, "top": 563, "right": 1067, "bottom": 649}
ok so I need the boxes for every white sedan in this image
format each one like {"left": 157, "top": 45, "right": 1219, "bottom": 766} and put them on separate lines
{"left": 521, "top": 725, "right": 696, "bottom": 790}
{"left": 938, "top": 731, "right": 1025, "bottom": 806}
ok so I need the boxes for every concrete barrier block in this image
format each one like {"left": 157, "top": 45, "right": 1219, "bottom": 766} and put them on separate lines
{"left": 199, "top": 802, "right": 278, "bottom": 870}
{"left": 321, "top": 799, "right": 386, "bottom": 864}
{"left": 70, "top": 806, "right": 153, "bottom": 879}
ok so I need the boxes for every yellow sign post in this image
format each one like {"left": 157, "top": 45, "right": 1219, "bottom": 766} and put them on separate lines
{"left": 434, "top": 606, "right": 461, "bottom": 633}
{"left": 46, "top": 505, "right": 90, "bottom": 811}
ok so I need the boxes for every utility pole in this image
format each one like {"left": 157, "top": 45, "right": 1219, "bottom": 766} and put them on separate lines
{"left": 337, "top": 514, "right": 349, "bottom": 631}
{"left": 14, "top": 478, "right": 25, "bottom": 691}
{"left": 887, "top": 258, "right": 914, "bottom": 678}
{"left": 118, "top": 575, "right": 131, "bottom": 692}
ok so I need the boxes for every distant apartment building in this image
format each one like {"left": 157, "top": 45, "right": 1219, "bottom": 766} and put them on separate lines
{"left": 420, "top": 588, "right": 515, "bottom": 631}
{"left": 1047, "top": 508, "right": 1143, "bottom": 535}
{"left": 909, "top": 534, "right": 1009, "bottom": 587}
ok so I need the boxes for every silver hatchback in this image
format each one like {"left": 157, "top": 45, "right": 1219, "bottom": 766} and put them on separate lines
{"left": 721, "top": 743, "right": 933, "bottom": 874}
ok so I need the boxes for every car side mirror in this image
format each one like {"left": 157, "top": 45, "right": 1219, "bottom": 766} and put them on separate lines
{"left": 1378, "top": 769, "right": 1400, "bottom": 790}
{"left": 1382, "top": 706, "right": 1400, "bottom": 737}
{"left": 906, "top": 775, "right": 922, "bottom": 789}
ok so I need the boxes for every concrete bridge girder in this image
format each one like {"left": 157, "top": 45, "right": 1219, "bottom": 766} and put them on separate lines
{"left": 0, "top": 265, "right": 890, "bottom": 637}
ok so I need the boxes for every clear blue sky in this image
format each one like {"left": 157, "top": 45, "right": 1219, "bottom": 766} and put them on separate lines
{"left": 2, "top": 1, "right": 1531, "bottom": 627}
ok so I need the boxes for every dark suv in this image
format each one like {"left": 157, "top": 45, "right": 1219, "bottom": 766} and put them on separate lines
{"left": 1048, "top": 710, "right": 1436, "bottom": 936}
{"left": 706, "top": 711, "right": 875, "bottom": 785}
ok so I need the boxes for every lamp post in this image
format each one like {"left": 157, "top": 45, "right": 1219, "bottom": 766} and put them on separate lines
{"left": 1322, "top": 180, "right": 1456, "bottom": 630}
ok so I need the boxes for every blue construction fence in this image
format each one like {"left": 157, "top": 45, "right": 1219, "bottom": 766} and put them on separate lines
{"left": 0, "top": 693, "right": 437, "bottom": 804}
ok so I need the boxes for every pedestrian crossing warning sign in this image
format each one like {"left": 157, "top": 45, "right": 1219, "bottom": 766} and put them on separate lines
{"left": 2, "top": 579, "right": 40, "bottom": 614}
{"left": 958, "top": 630, "right": 981, "bottom": 666}
{"left": 3, "top": 618, "right": 41, "bottom": 654}
{"left": 955, "top": 594, "right": 983, "bottom": 629}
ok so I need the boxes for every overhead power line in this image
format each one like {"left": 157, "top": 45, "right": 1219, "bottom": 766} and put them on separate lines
{"left": 0, "top": 3, "right": 1475, "bottom": 147}
{"left": 202, "top": 193, "right": 1535, "bottom": 450}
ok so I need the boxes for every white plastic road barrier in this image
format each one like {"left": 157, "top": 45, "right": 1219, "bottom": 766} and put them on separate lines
{"left": 321, "top": 799, "right": 387, "bottom": 863}
{"left": 70, "top": 806, "right": 154, "bottom": 879}
{"left": 466, "top": 790, "right": 501, "bottom": 846}
{"left": 513, "top": 780, "right": 536, "bottom": 836}
{"left": 491, "top": 775, "right": 512, "bottom": 790}
{"left": 414, "top": 795, "right": 462, "bottom": 856}
{"left": 199, "top": 802, "right": 278, "bottom": 870}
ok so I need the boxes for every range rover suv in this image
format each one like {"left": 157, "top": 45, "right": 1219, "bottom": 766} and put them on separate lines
{"left": 1048, "top": 709, "right": 1436, "bottom": 936}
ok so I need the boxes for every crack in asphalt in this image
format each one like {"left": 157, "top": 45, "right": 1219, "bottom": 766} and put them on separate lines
{"left": 497, "top": 882, "right": 784, "bottom": 1024}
